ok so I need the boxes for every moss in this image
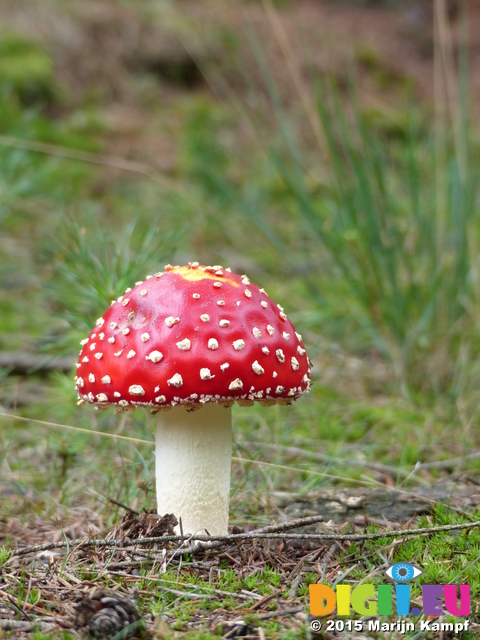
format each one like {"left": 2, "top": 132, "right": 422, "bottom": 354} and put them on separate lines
{"left": 0, "top": 34, "right": 60, "bottom": 106}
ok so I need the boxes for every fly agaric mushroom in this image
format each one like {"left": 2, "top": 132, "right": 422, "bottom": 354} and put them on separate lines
{"left": 75, "top": 263, "right": 311, "bottom": 535}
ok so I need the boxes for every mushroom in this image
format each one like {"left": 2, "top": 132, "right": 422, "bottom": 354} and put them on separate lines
{"left": 75, "top": 264, "right": 311, "bottom": 535}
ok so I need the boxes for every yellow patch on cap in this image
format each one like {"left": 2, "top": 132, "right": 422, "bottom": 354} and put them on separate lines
{"left": 168, "top": 265, "right": 240, "bottom": 287}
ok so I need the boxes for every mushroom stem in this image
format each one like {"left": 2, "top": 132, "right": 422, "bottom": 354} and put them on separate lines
{"left": 155, "top": 404, "right": 232, "bottom": 535}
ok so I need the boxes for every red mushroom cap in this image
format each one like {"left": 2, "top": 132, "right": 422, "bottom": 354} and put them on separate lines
{"left": 75, "top": 264, "right": 312, "bottom": 410}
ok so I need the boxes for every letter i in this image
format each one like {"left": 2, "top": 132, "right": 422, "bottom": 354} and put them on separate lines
{"left": 336, "top": 585, "right": 351, "bottom": 615}
{"left": 377, "top": 585, "right": 392, "bottom": 615}
{"left": 395, "top": 584, "right": 411, "bottom": 615}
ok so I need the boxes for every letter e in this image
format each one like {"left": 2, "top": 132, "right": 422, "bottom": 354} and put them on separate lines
{"left": 422, "top": 585, "right": 444, "bottom": 616}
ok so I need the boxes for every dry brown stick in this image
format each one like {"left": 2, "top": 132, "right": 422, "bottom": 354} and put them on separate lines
{"left": 8, "top": 517, "right": 480, "bottom": 558}
{"left": 7, "top": 514, "right": 324, "bottom": 557}
{"left": 256, "top": 606, "right": 304, "bottom": 620}
{"left": 0, "top": 590, "right": 31, "bottom": 621}
{"left": 286, "top": 546, "right": 324, "bottom": 601}
{"left": 287, "top": 573, "right": 304, "bottom": 601}
{"left": 316, "top": 543, "right": 339, "bottom": 585}
{"left": 224, "top": 607, "right": 305, "bottom": 639}
{"left": 243, "top": 514, "right": 323, "bottom": 534}
{"left": 171, "top": 517, "right": 480, "bottom": 553}
{"left": 168, "top": 514, "right": 324, "bottom": 559}
{"left": 106, "top": 497, "right": 140, "bottom": 516}
{"left": 248, "top": 593, "right": 278, "bottom": 611}
{"left": 0, "top": 620, "right": 57, "bottom": 632}
{"left": 320, "top": 543, "right": 338, "bottom": 568}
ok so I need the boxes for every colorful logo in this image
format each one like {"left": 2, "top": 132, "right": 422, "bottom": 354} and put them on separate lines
{"left": 385, "top": 563, "right": 423, "bottom": 582}
{"left": 309, "top": 562, "right": 470, "bottom": 617}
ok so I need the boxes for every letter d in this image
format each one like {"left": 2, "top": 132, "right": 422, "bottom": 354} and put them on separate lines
{"left": 309, "top": 585, "right": 336, "bottom": 616}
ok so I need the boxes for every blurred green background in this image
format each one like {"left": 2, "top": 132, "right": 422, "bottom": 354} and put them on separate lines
{"left": 1, "top": 0, "right": 480, "bottom": 635}
{"left": 2, "top": 0, "right": 480, "bottom": 516}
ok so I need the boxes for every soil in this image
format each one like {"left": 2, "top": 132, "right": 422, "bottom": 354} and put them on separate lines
{"left": 278, "top": 480, "right": 480, "bottom": 524}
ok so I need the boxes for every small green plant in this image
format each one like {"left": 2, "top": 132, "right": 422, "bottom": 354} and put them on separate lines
{"left": 0, "top": 546, "right": 11, "bottom": 566}
{"left": 262, "top": 566, "right": 281, "bottom": 588}
{"left": 30, "top": 632, "right": 73, "bottom": 640}
{"left": 42, "top": 214, "right": 181, "bottom": 353}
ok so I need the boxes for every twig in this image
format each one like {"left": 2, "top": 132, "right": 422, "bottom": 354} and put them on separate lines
{"left": 249, "top": 593, "right": 278, "bottom": 611}
{"left": 168, "top": 514, "right": 325, "bottom": 559}
{"left": 107, "top": 497, "right": 140, "bottom": 516}
{"left": 0, "top": 620, "right": 57, "bottom": 632}
{"left": 333, "top": 563, "right": 359, "bottom": 587}
{"left": 0, "top": 590, "right": 31, "bottom": 621}
{"left": 8, "top": 514, "right": 323, "bottom": 557}
{"left": 317, "top": 543, "right": 338, "bottom": 577}
{"left": 8, "top": 517, "right": 480, "bottom": 558}
{"left": 139, "top": 582, "right": 255, "bottom": 602}
{"left": 287, "top": 573, "right": 304, "bottom": 601}
{"left": 224, "top": 606, "right": 304, "bottom": 639}
{"left": 287, "top": 545, "right": 326, "bottom": 600}
{"left": 286, "top": 546, "right": 324, "bottom": 600}
{"left": 256, "top": 606, "right": 304, "bottom": 620}
{"left": 246, "top": 514, "right": 324, "bottom": 534}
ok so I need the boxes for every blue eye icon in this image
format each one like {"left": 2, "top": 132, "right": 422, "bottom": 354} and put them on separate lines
{"left": 385, "top": 563, "right": 423, "bottom": 582}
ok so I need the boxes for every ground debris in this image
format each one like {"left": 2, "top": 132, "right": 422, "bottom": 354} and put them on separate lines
{"left": 3, "top": 487, "right": 479, "bottom": 637}
{"left": 0, "top": 513, "right": 335, "bottom": 637}
{"left": 75, "top": 588, "right": 144, "bottom": 639}
{"left": 0, "top": 506, "right": 104, "bottom": 548}
{"left": 275, "top": 480, "right": 480, "bottom": 524}
{"left": 106, "top": 510, "right": 178, "bottom": 542}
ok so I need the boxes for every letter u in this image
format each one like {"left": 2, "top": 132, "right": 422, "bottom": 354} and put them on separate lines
{"left": 444, "top": 585, "right": 470, "bottom": 616}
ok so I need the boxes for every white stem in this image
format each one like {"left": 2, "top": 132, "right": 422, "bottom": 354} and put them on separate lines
{"left": 155, "top": 403, "right": 232, "bottom": 535}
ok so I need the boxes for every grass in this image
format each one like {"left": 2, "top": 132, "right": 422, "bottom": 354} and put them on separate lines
{"left": 43, "top": 215, "right": 182, "bottom": 355}
{"left": 1, "top": 1, "right": 480, "bottom": 638}
{"left": 331, "top": 505, "right": 480, "bottom": 636}
{"left": 184, "top": 11, "right": 478, "bottom": 399}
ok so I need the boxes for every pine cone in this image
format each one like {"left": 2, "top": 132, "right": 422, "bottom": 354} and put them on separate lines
{"left": 75, "top": 588, "right": 143, "bottom": 639}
